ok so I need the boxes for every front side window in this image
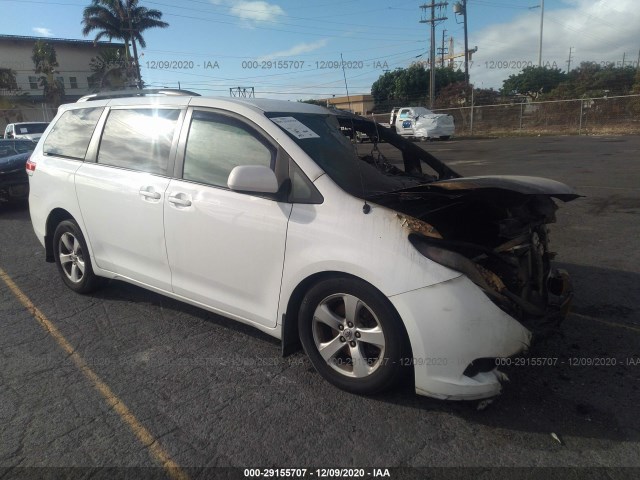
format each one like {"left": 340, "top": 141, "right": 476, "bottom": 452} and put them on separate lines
{"left": 98, "top": 109, "right": 180, "bottom": 175}
{"left": 182, "top": 110, "right": 275, "bottom": 188}
{"left": 43, "top": 107, "right": 104, "bottom": 160}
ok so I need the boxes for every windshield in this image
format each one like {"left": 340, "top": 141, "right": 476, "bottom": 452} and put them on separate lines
{"left": 14, "top": 123, "right": 48, "bottom": 134}
{"left": 0, "top": 140, "right": 36, "bottom": 158}
{"left": 267, "top": 113, "right": 422, "bottom": 197}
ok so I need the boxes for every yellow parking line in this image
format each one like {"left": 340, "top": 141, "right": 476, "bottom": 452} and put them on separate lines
{"left": 0, "top": 268, "right": 189, "bottom": 480}
{"left": 569, "top": 312, "right": 640, "bottom": 334}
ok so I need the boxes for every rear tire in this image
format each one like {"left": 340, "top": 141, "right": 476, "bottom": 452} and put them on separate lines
{"left": 299, "top": 277, "right": 408, "bottom": 395}
{"left": 53, "top": 220, "right": 102, "bottom": 293}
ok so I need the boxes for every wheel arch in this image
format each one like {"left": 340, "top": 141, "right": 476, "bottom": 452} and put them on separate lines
{"left": 281, "top": 271, "right": 413, "bottom": 367}
{"left": 44, "top": 208, "right": 75, "bottom": 263}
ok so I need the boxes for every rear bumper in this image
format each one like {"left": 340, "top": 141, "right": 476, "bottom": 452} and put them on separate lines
{"left": 414, "top": 124, "right": 455, "bottom": 138}
{"left": 389, "top": 276, "right": 532, "bottom": 401}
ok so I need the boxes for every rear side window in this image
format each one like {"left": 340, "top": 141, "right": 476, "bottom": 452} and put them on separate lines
{"left": 43, "top": 107, "right": 104, "bottom": 159}
{"left": 98, "top": 108, "right": 180, "bottom": 175}
{"left": 182, "top": 110, "right": 275, "bottom": 188}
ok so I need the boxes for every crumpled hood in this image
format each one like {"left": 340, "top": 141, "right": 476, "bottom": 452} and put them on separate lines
{"left": 428, "top": 175, "right": 580, "bottom": 201}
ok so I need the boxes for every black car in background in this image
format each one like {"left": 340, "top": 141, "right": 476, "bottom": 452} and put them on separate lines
{"left": 0, "top": 139, "right": 37, "bottom": 203}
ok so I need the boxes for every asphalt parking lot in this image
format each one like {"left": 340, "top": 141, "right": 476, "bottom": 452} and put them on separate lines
{"left": 1, "top": 134, "right": 639, "bottom": 479}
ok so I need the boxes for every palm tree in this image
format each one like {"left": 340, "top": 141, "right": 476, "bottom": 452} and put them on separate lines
{"left": 81, "top": 0, "right": 168, "bottom": 87}
{"left": 88, "top": 48, "right": 129, "bottom": 91}
{"left": 32, "top": 41, "right": 65, "bottom": 107}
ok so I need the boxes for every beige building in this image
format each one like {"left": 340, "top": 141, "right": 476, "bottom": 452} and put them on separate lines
{"left": 322, "top": 94, "right": 375, "bottom": 116}
{"left": 0, "top": 35, "right": 125, "bottom": 126}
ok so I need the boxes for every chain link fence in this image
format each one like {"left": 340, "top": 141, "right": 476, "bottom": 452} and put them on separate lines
{"left": 369, "top": 94, "right": 640, "bottom": 137}
{"left": 3, "top": 95, "right": 640, "bottom": 137}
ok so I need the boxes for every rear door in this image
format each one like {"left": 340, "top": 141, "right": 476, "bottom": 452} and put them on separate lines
{"left": 163, "top": 108, "right": 292, "bottom": 328}
{"left": 75, "top": 106, "right": 184, "bottom": 291}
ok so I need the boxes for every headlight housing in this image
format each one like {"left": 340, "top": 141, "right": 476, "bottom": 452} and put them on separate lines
{"left": 408, "top": 234, "right": 506, "bottom": 298}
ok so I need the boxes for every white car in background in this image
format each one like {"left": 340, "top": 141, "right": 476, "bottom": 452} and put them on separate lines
{"left": 390, "top": 107, "right": 455, "bottom": 141}
{"left": 4, "top": 122, "right": 49, "bottom": 141}
{"left": 27, "top": 90, "right": 576, "bottom": 401}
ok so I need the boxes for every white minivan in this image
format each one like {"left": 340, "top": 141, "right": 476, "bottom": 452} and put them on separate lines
{"left": 27, "top": 90, "right": 577, "bottom": 400}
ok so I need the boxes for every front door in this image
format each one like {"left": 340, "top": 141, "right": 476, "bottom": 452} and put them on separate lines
{"left": 164, "top": 109, "right": 291, "bottom": 328}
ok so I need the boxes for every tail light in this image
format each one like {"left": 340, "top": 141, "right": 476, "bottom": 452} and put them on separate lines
{"left": 26, "top": 157, "right": 36, "bottom": 175}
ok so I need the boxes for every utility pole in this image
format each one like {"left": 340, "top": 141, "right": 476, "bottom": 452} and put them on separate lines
{"left": 462, "top": 0, "right": 469, "bottom": 85}
{"left": 420, "top": 2, "right": 448, "bottom": 109}
{"left": 453, "top": 1, "right": 470, "bottom": 88}
{"left": 538, "top": 0, "right": 545, "bottom": 67}
{"left": 437, "top": 29, "right": 448, "bottom": 67}
{"left": 567, "top": 46, "right": 573, "bottom": 72}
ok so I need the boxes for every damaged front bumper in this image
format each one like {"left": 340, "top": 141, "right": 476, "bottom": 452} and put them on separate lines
{"left": 389, "top": 275, "right": 533, "bottom": 401}
{"left": 388, "top": 237, "right": 574, "bottom": 401}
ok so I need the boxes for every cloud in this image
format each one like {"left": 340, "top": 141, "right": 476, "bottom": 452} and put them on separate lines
{"left": 231, "top": 1, "right": 284, "bottom": 23}
{"left": 466, "top": 0, "right": 640, "bottom": 89}
{"left": 259, "top": 39, "right": 329, "bottom": 61}
{"left": 32, "top": 27, "right": 53, "bottom": 37}
{"left": 210, "top": 0, "right": 284, "bottom": 24}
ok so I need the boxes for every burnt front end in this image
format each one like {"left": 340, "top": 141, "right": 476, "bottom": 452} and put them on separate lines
{"left": 386, "top": 176, "right": 579, "bottom": 339}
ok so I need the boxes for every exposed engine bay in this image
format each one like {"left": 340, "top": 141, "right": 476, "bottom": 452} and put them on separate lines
{"left": 336, "top": 114, "right": 580, "bottom": 336}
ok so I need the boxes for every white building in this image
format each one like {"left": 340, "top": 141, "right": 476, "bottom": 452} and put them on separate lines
{"left": 0, "top": 35, "right": 125, "bottom": 127}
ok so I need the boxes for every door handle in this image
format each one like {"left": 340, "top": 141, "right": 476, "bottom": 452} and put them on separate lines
{"left": 139, "top": 188, "right": 161, "bottom": 200}
{"left": 168, "top": 193, "right": 192, "bottom": 207}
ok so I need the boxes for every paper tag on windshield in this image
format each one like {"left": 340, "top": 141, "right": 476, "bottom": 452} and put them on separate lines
{"left": 20, "top": 128, "right": 28, "bottom": 133}
{"left": 271, "top": 117, "right": 319, "bottom": 139}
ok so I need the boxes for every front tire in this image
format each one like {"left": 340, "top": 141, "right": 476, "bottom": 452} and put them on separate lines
{"left": 299, "top": 277, "right": 408, "bottom": 395}
{"left": 53, "top": 220, "right": 102, "bottom": 293}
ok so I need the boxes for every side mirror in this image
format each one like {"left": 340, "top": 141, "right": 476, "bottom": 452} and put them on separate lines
{"left": 227, "top": 165, "right": 279, "bottom": 194}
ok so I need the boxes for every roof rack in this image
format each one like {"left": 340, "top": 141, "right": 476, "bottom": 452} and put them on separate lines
{"left": 76, "top": 88, "right": 201, "bottom": 102}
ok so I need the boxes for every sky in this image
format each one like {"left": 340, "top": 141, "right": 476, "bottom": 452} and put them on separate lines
{"left": 1, "top": 0, "right": 639, "bottom": 100}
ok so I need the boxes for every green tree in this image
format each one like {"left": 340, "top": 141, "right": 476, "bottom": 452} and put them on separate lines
{"left": 32, "top": 41, "right": 65, "bottom": 107}
{"left": 0, "top": 68, "right": 18, "bottom": 91}
{"left": 82, "top": 0, "right": 169, "bottom": 86}
{"left": 88, "top": 48, "right": 129, "bottom": 91}
{"left": 501, "top": 66, "right": 566, "bottom": 100}
{"left": 544, "top": 62, "right": 638, "bottom": 99}
{"left": 371, "top": 65, "right": 464, "bottom": 111}
{"left": 435, "top": 82, "right": 501, "bottom": 108}
{"left": 371, "top": 69, "right": 403, "bottom": 111}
